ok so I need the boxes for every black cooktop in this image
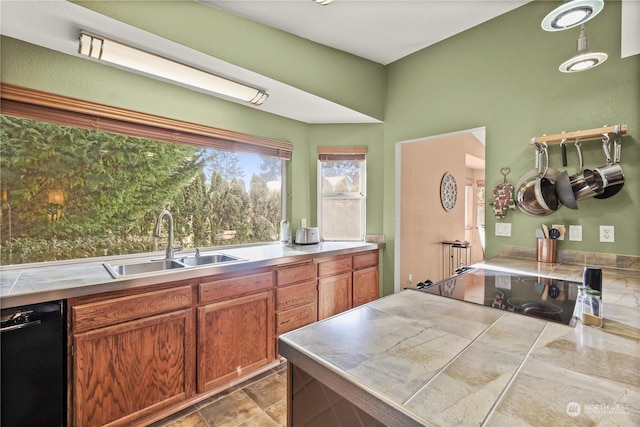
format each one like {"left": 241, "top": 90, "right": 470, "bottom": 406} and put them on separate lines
{"left": 413, "top": 266, "right": 581, "bottom": 325}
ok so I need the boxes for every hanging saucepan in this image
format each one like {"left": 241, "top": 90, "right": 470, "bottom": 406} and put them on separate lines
{"left": 534, "top": 144, "right": 561, "bottom": 212}
{"left": 554, "top": 139, "right": 578, "bottom": 209}
{"left": 516, "top": 143, "right": 560, "bottom": 216}
{"left": 516, "top": 145, "right": 546, "bottom": 215}
{"left": 569, "top": 140, "right": 604, "bottom": 201}
{"left": 594, "top": 133, "right": 625, "bottom": 199}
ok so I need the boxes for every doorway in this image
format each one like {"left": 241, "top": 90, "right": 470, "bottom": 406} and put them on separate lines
{"left": 394, "top": 127, "right": 485, "bottom": 292}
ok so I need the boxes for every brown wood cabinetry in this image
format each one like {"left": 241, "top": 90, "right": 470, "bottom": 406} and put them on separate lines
{"left": 353, "top": 250, "right": 380, "bottom": 307}
{"left": 275, "top": 262, "right": 317, "bottom": 337}
{"left": 317, "top": 256, "right": 353, "bottom": 320}
{"left": 70, "top": 286, "right": 195, "bottom": 427}
{"left": 198, "top": 291, "right": 274, "bottom": 392}
{"left": 197, "top": 268, "right": 275, "bottom": 392}
{"left": 66, "top": 248, "right": 377, "bottom": 426}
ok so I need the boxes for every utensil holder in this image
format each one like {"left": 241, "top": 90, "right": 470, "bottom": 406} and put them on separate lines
{"left": 536, "top": 238, "right": 557, "bottom": 263}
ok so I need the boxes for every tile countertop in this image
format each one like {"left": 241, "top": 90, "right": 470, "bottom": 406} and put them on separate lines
{"left": 0, "top": 241, "right": 379, "bottom": 308}
{"left": 278, "top": 257, "right": 640, "bottom": 426}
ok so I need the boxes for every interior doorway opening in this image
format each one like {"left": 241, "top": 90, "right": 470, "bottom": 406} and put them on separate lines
{"left": 394, "top": 127, "right": 486, "bottom": 293}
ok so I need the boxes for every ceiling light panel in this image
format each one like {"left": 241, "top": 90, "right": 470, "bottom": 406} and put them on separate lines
{"left": 78, "top": 32, "right": 268, "bottom": 105}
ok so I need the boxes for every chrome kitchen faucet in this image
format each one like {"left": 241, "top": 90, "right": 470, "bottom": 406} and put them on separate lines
{"left": 153, "top": 209, "right": 182, "bottom": 259}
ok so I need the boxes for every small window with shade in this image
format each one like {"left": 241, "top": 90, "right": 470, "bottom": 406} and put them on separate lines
{"left": 317, "top": 146, "right": 367, "bottom": 241}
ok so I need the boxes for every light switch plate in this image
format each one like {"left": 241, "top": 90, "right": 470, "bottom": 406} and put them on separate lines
{"left": 569, "top": 225, "right": 582, "bottom": 241}
{"left": 495, "top": 223, "right": 511, "bottom": 237}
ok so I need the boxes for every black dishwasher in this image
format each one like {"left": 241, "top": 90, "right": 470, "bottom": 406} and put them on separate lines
{"left": 1, "top": 300, "right": 66, "bottom": 427}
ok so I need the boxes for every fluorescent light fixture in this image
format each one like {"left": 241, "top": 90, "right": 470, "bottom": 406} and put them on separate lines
{"left": 559, "top": 24, "right": 607, "bottom": 73}
{"left": 78, "top": 31, "right": 268, "bottom": 105}
{"left": 542, "top": 0, "right": 604, "bottom": 31}
{"left": 312, "top": 0, "right": 335, "bottom": 5}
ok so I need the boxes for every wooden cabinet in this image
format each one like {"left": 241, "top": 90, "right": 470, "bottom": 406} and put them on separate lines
{"left": 197, "top": 268, "right": 275, "bottom": 393}
{"left": 275, "top": 262, "right": 317, "bottom": 337}
{"left": 70, "top": 286, "right": 194, "bottom": 427}
{"left": 66, "top": 248, "right": 378, "bottom": 426}
{"left": 317, "top": 256, "right": 353, "bottom": 320}
{"left": 353, "top": 250, "right": 380, "bottom": 307}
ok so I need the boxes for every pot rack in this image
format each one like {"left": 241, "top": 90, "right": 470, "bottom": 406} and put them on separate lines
{"left": 528, "top": 124, "right": 627, "bottom": 145}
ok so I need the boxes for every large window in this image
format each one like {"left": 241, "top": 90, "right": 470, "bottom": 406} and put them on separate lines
{"left": 0, "top": 85, "right": 291, "bottom": 265}
{"left": 317, "top": 147, "right": 366, "bottom": 241}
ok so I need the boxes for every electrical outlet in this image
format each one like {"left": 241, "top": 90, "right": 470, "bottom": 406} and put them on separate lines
{"left": 301, "top": 218, "right": 307, "bottom": 227}
{"left": 600, "top": 225, "right": 615, "bottom": 243}
{"left": 569, "top": 225, "right": 582, "bottom": 241}
{"left": 495, "top": 223, "right": 511, "bottom": 237}
{"left": 408, "top": 274, "right": 413, "bottom": 286}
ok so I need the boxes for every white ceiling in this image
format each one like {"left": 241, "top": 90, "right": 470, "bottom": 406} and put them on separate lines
{"left": 201, "top": 0, "right": 531, "bottom": 65}
{"left": 1, "top": 0, "right": 532, "bottom": 124}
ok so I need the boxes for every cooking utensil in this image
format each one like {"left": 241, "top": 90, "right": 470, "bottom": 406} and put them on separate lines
{"left": 542, "top": 224, "right": 549, "bottom": 238}
{"left": 534, "top": 144, "right": 561, "bottom": 212}
{"left": 594, "top": 133, "right": 625, "bottom": 199}
{"left": 549, "top": 228, "right": 561, "bottom": 239}
{"left": 569, "top": 140, "right": 604, "bottom": 201}
{"left": 492, "top": 167, "right": 516, "bottom": 218}
{"left": 516, "top": 143, "right": 560, "bottom": 216}
{"left": 555, "top": 139, "right": 578, "bottom": 209}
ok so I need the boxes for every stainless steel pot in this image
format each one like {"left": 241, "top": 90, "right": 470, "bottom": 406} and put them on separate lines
{"left": 569, "top": 141, "right": 604, "bottom": 201}
{"left": 516, "top": 144, "right": 560, "bottom": 216}
{"left": 594, "top": 134, "right": 625, "bottom": 199}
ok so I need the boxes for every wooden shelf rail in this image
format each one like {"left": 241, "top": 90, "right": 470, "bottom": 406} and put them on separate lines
{"left": 528, "top": 124, "right": 627, "bottom": 145}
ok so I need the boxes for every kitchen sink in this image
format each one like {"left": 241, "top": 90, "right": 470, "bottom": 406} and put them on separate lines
{"left": 177, "top": 253, "right": 242, "bottom": 266}
{"left": 104, "top": 260, "right": 185, "bottom": 278}
{"left": 103, "top": 252, "right": 244, "bottom": 278}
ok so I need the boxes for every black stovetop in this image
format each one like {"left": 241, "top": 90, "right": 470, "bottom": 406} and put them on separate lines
{"left": 413, "top": 266, "right": 581, "bottom": 325}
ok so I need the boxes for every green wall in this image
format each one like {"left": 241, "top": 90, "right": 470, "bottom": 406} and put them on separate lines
{"left": 2, "top": 1, "right": 639, "bottom": 298}
{"left": 381, "top": 0, "right": 639, "bottom": 295}
{"left": 71, "top": 0, "right": 387, "bottom": 121}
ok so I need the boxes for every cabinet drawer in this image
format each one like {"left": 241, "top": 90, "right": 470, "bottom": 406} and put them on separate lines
{"left": 199, "top": 270, "right": 274, "bottom": 304}
{"left": 72, "top": 285, "right": 192, "bottom": 333}
{"left": 317, "top": 256, "right": 352, "bottom": 278}
{"left": 276, "top": 280, "right": 316, "bottom": 311}
{"left": 276, "top": 302, "right": 317, "bottom": 336}
{"left": 353, "top": 251, "right": 379, "bottom": 270}
{"left": 277, "top": 262, "right": 316, "bottom": 287}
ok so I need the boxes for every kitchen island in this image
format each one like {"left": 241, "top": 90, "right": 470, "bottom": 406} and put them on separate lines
{"left": 278, "top": 258, "right": 639, "bottom": 426}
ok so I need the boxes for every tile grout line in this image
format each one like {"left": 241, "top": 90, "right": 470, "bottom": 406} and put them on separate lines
{"left": 403, "top": 312, "right": 507, "bottom": 406}
{"left": 480, "top": 321, "right": 550, "bottom": 426}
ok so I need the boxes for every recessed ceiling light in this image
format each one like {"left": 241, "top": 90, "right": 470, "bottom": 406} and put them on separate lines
{"left": 541, "top": 0, "right": 604, "bottom": 32}
{"left": 312, "top": 0, "right": 335, "bottom": 5}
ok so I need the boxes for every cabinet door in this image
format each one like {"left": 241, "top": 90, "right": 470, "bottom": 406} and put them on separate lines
{"left": 197, "top": 291, "right": 275, "bottom": 393}
{"left": 317, "top": 272, "right": 352, "bottom": 320}
{"left": 353, "top": 266, "right": 379, "bottom": 307}
{"left": 73, "top": 309, "right": 195, "bottom": 427}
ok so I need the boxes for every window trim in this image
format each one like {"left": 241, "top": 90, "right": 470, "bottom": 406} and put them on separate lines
{"left": 0, "top": 83, "right": 293, "bottom": 159}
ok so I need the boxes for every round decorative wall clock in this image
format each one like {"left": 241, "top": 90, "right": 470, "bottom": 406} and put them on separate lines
{"left": 440, "top": 172, "right": 457, "bottom": 212}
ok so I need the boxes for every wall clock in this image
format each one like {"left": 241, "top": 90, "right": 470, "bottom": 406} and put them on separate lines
{"left": 440, "top": 172, "right": 457, "bottom": 212}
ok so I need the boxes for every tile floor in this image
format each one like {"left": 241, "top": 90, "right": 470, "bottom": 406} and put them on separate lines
{"left": 150, "top": 362, "right": 287, "bottom": 427}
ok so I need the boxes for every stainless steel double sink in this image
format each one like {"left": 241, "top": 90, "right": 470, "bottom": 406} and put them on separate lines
{"left": 103, "top": 253, "right": 244, "bottom": 278}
